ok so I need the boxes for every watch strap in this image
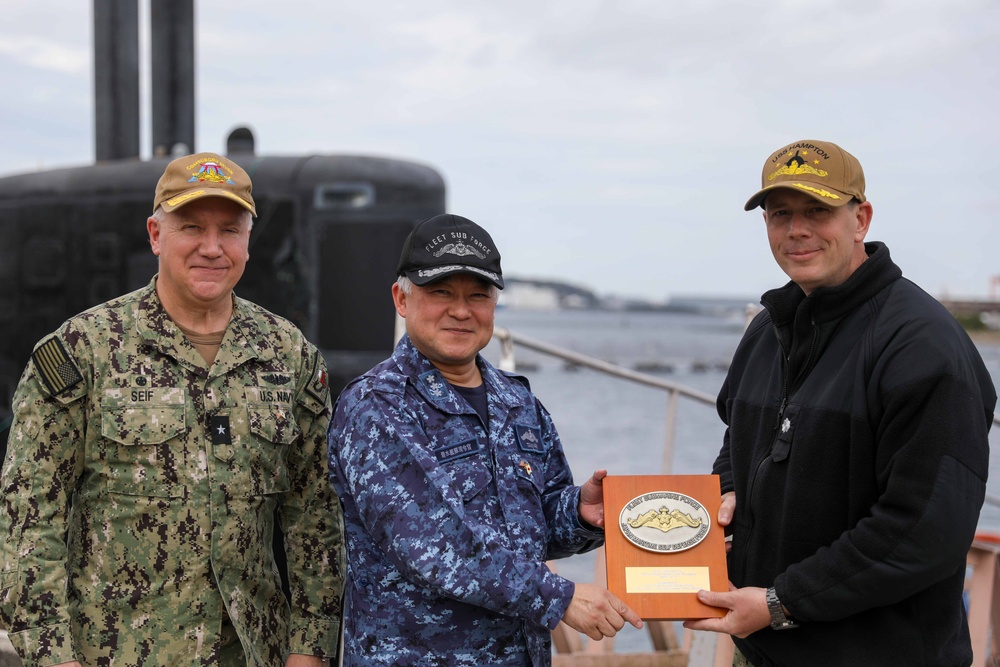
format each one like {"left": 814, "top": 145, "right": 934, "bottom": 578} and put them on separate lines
{"left": 766, "top": 586, "right": 799, "bottom": 630}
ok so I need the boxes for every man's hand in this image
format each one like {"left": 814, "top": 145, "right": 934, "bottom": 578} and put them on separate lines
{"left": 578, "top": 469, "right": 608, "bottom": 528}
{"left": 285, "top": 654, "right": 330, "bottom": 667}
{"left": 719, "top": 491, "right": 735, "bottom": 553}
{"left": 682, "top": 584, "right": 770, "bottom": 638}
{"left": 562, "top": 582, "right": 643, "bottom": 640}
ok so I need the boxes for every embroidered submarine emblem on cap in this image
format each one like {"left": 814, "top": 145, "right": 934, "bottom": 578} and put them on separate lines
{"left": 433, "top": 241, "right": 487, "bottom": 259}
{"left": 188, "top": 159, "right": 236, "bottom": 185}
{"left": 619, "top": 491, "right": 711, "bottom": 553}
{"left": 768, "top": 150, "right": 829, "bottom": 182}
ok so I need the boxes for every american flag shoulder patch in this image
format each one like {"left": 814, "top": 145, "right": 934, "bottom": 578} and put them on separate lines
{"left": 32, "top": 337, "right": 83, "bottom": 396}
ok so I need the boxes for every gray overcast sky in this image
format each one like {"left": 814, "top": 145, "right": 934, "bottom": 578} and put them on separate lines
{"left": 2, "top": 0, "right": 998, "bottom": 302}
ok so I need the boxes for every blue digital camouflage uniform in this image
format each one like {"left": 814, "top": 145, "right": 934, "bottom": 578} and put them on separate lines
{"left": 0, "top": 277, "right": 345, "bottom": 667}
{"left": 328, "top": 334, "right": 604, "bottom": 667}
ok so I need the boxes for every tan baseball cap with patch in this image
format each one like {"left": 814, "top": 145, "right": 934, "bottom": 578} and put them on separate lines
{"left": 744, "top": 140, "right": 865, "bottom": 211}
{"left": 152, "top": 152, "right": 257, "bottom": 216}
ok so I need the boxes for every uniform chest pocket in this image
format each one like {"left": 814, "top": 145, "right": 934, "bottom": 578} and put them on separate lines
{"left": 453, "top": 457, "right": 493, "bottom": 504}
{"left": 100, "top": 396, "right": 188, "bottom": 498}
{"left": 513, "top": 455, "right": 544, "bottom": 494}
{"left": 240, "top": 403, "right": 300, "bottom": 495}
{"left": 101, "top": 399, "right": 187, "bottom": 446}
{"left": 433, "top": 438, "right": 492, "bottom": 504}
{"left": 247, "top": 405, "right": 301, "bottom": 445}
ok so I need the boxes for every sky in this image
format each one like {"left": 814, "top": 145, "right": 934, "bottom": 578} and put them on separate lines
{"left": 2, "top": 0, "right": 999, "bottom": 302}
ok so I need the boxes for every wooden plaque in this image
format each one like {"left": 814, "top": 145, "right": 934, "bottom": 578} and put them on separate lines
{"left": 603, "top": 474, "right": 728, "bottom": 620}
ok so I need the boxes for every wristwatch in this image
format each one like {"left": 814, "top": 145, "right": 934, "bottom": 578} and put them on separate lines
{"left": 766, "top": 587, "right": 799, "bottom": 630}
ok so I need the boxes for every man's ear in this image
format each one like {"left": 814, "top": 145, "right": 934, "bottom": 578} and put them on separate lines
{"left": 147, "top": 216, "right": 162, "bottom": 256}
{"left": 854, "top": 201, "right": 873, "bottom": 242}
{"left": 391, "top": 282, "right": 407, "bottom": 318}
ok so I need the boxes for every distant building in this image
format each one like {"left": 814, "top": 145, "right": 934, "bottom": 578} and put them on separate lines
{"left": 501, "top": 278, "right": 600, "bottom": 310}
{"left": 500, "top": 282, "right": 561, "bottom": 310}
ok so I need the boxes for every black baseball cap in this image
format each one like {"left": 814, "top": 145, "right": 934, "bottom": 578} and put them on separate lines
{"left": 396, "top": 214, "right": 504, "bottom": 289}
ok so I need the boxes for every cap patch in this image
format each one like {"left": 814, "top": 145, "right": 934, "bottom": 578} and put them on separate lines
{"left": 188, "top": 159, "right": 236, "bottom": 186}
{"left": 433, "top": 241, "right": 487, "bottom": 260}
{"left": 32, "top": 338, "right": 83, "bottom": 395}
{"left": 768, "top": 150, "right": 829, "bottom": 182}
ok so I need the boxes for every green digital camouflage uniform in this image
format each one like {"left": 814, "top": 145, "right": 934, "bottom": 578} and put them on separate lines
{"left": 0, "top": 277, "right": 345, "bottom": 667}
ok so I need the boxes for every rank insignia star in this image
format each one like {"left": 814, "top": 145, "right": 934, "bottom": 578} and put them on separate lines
{"left": 781, "top": 418, "right": 791, "bottom": 434}
{"left": 519, "top": 460, "right": 532, "bottom": 476}
{"left": 210, "top": 415, "right": 232, "bottom": 445}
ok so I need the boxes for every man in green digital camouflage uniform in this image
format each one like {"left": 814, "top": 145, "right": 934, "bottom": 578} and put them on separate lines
{"left": 0, "top": 153, "right": 345, "bottom": 667}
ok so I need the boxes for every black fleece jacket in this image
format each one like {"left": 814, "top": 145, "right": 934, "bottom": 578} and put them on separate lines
{"left": 714, "top": 242, "right": 996, "bottom": 667}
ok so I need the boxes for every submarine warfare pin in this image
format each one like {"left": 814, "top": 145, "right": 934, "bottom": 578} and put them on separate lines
{"left": 619, "top": 491, "right": 710, "bottom": 553}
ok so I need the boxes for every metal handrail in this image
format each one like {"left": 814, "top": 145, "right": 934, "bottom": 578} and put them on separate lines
{"left": 493, "top": 326, "right": 716, "bottom": 475}
{"left": 491, "top": 326, "right": 1000, "bottom": 508}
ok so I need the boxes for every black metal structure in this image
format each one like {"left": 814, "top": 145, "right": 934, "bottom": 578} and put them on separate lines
{"left": 0, "top": 2, "right": 446, "bottom": 459}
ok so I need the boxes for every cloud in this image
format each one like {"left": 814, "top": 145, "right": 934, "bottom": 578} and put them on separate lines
{"left": 0, "top": 35, "right": 88, "bottom": 74}
{"left": 2, "top": 0, "right": 999, "bottom": 299}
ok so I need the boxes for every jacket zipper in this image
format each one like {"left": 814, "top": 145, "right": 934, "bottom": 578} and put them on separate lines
{"left": 738, "top": 318, "right": 817, "bottom": 578}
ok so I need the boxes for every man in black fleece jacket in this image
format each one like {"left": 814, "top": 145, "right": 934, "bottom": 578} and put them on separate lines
{"left": 684, "top": 139, "right": 996, "bottom": 666}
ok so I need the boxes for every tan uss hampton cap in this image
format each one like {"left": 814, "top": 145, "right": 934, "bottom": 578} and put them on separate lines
{"left": 744, "top": 140, "right": 866, "bottom": 211}
{"left": 152, "top": 152, "right": 257, "bottom": 216}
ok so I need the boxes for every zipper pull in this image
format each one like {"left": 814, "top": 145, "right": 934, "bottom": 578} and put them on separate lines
{"left": 774, "top": 397, "right": 788, "bottom": 431}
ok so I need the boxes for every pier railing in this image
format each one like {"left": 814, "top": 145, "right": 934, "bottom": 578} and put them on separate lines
{"left": 494, "top": 327, "right": 717, "bottom": 477}
{"left": 492, "top": 325, "right": 1000, "bottom": 667}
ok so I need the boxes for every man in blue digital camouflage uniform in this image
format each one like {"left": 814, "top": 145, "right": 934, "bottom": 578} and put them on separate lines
{"left": 328, "top": 213, "right": 642, "bottom": 666}
{"left": 0, "top": 153, "right": 344, "bottom": 667}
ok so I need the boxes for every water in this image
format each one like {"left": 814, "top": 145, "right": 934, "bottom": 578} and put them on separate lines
{"left": 485, "top": 307, "right": 1000, "bottom": 654}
